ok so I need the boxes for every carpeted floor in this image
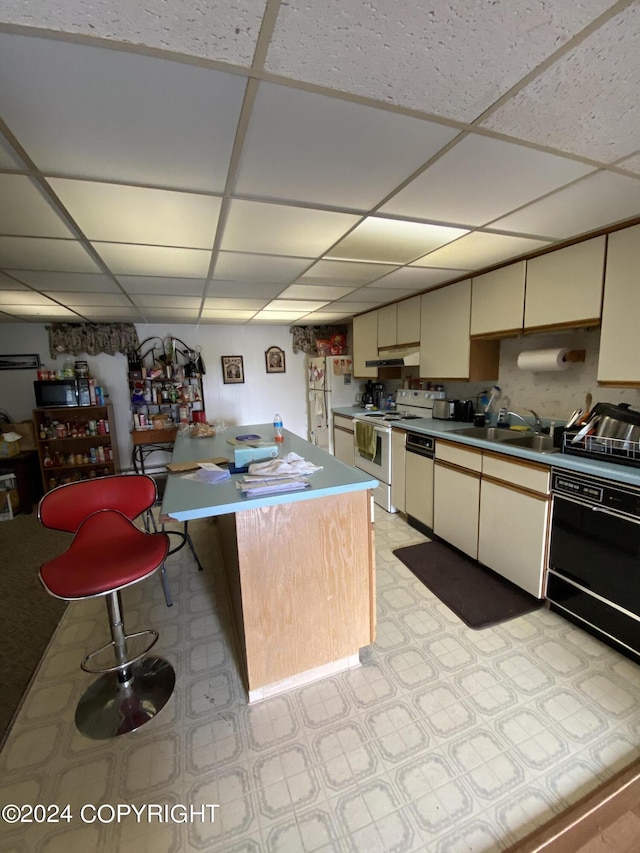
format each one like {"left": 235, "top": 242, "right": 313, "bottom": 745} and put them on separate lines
{"left": 393, "top": 539, "right": 543, "bottom": 630}
{"left": 0, "top": 511, "right": 70, "bottom": 744}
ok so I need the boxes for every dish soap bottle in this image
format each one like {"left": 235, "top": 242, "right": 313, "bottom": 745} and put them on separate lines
{"left": 273, "top": 413, "right": 284, "bottom": 444}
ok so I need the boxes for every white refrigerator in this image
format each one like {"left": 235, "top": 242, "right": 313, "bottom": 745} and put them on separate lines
{"left": 307, "top": 356, "right": 356, "bottom": 453}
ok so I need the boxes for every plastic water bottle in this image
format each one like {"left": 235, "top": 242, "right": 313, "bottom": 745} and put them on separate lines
{"left": 273, "top": 413, "right": 284, "bottom": 443}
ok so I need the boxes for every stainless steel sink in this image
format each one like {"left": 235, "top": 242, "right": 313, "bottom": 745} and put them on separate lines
{"left": 448, "top": 426, "right": 519, "bottom": 441}
{"left": 501, "top": 433, "right": 558, "bottom": 453}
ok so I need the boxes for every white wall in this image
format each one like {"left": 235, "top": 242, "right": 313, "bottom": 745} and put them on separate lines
{"left": 0, "top": 322, "right": 311, "bottom": 469}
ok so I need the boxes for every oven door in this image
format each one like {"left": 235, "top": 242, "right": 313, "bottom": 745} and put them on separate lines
{"left": 353, "top": 420, "right": 391, "bottom": 483}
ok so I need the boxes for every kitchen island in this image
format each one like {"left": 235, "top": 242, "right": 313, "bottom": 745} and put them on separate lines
{"left": 161, "top": 425, "right": 377, "bottom": 702}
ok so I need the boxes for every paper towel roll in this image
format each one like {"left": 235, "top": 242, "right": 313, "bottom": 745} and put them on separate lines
{"left": 517, "top": 348, "right": 569, "bottom": 371}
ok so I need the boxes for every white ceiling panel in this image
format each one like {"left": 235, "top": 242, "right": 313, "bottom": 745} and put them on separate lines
{"left": 132, "top": 295, "right": 202, "bottom": 309}
{"left": 0, "top": 290, "right": 64, "bottom": 306}
{"left": 299, "top": 260, "right": 396, "bottom": 283}
{"left": 0, "top": 33, "right": 246, "bottom": 190}
{"left": 0, "top": 0, "right": 268, "bottom": 66}
{"left": 618, "top": 153, "right": 640, "bottom": 176}
{"left": 1, "top": 304, "right": 79, "bottom": 318}
{"left": 251, "top": 309, "right": 309, "bottom": 322}
{"left": 381, "top": 134, "right": 595, "bottom": 226}
{"left": 326, "top": 218, "right": 468, "bottom": 264}
{"left": 203, "top": 298, "right": 269, "bottom": 310}
{"left": 0, "top": 275, "right": 28, "bottom": 290}
{"left": 234, "top": 82, "right": 457, "bottom": 209}
{"left": 481, "top": 3, "right": 640, "bottom": 164}
{"left": 370, "top": 266, "right": 466, "bottom": 289}
{"left": 92, "top": 243, "right": 211, "bottom": 277}
{"left": 265, "top": 0, "right": 616, "bottom": 122}
{"left": 491, "top": 172, "right": 640, "bottom": 240}
{"left": 278, "top": 284, "right": 356, "bottom": 300}
{"left": 267, "top": 299, "right": 329, "bottom": 312}
{"left": 412, "top": 232, "right": 550, "bottom": 269}
{"left": 0, "top": 176, "right": 73, "bottom": 238}
{"left": 296, "top": 312, "right": 355, "bottom": 324}
{"left": 200, "top": 309, "right": 256, "bottom": 321}
{"left": 328, "top": 301, "right": 385, "bottom": 314}
{"left": 11, "top": 271, "right": 121, "bottom": 293}
{"left": 138, "top": 307, "right": 201, "bottom": 321}
{"left": 0, "top": 133, "right": 25, "bottom": 169}
{"left": 44, "top": 291, "right": 132, "bottom": 307}
{"left": 213, "top": 252, "right": 312, "bottom": 282}
{"left": 49, "top": 180, "right": 222, "bottom": 248}
{"left": 351, "top": 287, "right": 416, "bottom": 303}
{"left": 221, "top": 200, "right": 359, "bottom": 257}
{"left": 0, "top": 237, "right": 100, "bottom": 272}
{"left": 116, "top": 276, "right": 206, "bottom": 296}
{"left": 75, "top": 307, "right": 144, "bottom": 320}
{"left": 206, "top": 281, "right": 285, "bottom": 299}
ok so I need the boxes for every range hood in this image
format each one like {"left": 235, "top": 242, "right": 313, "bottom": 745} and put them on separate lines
{"left": 365, "top": 347, "right": 420, "bottom": 368}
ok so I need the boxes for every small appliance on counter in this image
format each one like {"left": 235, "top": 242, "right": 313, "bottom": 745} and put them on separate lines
{"left": 432, "top": 399, "right": 462, "bottom": 420}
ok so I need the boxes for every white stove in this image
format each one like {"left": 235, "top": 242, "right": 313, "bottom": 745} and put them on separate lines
{"left": 352, "top": 389, "right": 445, "bottom": 513}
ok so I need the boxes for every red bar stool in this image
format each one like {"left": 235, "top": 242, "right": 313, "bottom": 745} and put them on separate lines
{"left": 38, "top": 474, "right": 175, "bottom": 739}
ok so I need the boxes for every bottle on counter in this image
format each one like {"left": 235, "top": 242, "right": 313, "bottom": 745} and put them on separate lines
{"left": 273, "top": 413, "right": 284, "bottom": 444}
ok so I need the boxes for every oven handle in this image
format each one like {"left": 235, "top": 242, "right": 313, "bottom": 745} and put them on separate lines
{"left": 554, "top": 493, "right": 640, "bottom": 525}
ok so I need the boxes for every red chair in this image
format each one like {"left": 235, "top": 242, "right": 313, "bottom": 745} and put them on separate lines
{"left": 38, "top": 474, "right": 175, "bottom": 739}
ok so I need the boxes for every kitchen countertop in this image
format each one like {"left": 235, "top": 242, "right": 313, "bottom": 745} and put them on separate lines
{"left": 162, "top": 423, "right": 378, "bottom": 521}
{"left": 333, "top": 406, "right": 640, "bottom": 487}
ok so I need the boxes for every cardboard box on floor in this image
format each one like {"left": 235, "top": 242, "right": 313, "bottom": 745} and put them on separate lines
{"left": 1, "top": 420, "right": 36, "bottom": 452}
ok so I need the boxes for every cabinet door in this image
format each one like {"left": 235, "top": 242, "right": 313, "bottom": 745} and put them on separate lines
{"left": 525, "top": 236, "right": 605, "bottom": 331}
{"left": 405, "top": 452, "right": 433, "bottom": 528}
{"left": 353, "top": 312, "right": 378, "bottom": 378}
{"left": 420, "top": 281, "right": 471, "bottom": 379}
{"left": 397, "top": 295, "right": 421, "bottom": 345}
{"left": 433, "top": 462, "right": 480, "bottom": 559}
{"left": 471, "top": 262, "right": 525, "bottom": 337}
{"left": 598, "top": 224, "right": 640, "bottom": 384}
{"left": 391, "top": 428, "right": 406, "bottom": 513}
{"left": 333, "top": 419, "right": 355, "bottom": 466}
{"left": 377, "top": 304, "right": 397, "bottom": 349}
{"left": 478, "top": 479, "right": 549, "bottom": 598}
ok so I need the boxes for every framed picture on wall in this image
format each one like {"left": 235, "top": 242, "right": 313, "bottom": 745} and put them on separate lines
{"left": 0, "top": 353, "right": 41, "bottom": 370}
{"left": 221, "top": 355, "right": 244, "bottom": 384}
{"left": 265, "top": 346, "right": 285, "bottom": 374}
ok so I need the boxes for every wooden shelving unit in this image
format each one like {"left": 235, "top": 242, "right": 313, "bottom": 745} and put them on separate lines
{"left": 33, "top": 403, "right": 119, "bottom": 492}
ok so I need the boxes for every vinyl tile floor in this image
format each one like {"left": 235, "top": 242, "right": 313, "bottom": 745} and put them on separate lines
{"left": 3, "top": 509, "right": 640, "bottom": 853}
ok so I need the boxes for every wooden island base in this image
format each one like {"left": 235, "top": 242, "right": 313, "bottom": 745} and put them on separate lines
{"left": 216, "top": 489, "right": 375, "bottom": 702}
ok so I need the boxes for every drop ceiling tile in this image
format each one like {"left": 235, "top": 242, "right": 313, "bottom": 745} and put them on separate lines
{"left": 0, "top": 133, "right": 25, "bottom": 169}
{"left": 265, "top": 0, "right": 613, "bottom": 122}
{"left": 43, "top": 292, "right": 132, "bottom": 307}
{"left": 481, "top": 3, "right": 640, "bottom": 163}
{"left": 0, "top": 33, "right": 246, "bottom": 189}
{"left": 0, "top": 274, "right": 28, "bottom": 289}
{"left": 92, "top": 243, "right": 211, "bottom": 277}
{"left": 116, "top": 276, "right": 206, "bottom": 296}
{"left": 75, "top": 307, "right": 144, "bottom": 320}
{"left": 0, "top": 290, "right": 63, "bottom": 306}
{"left": 0, "top": 176, "right": 73, "bottom": 238}
{"left": 213, "top": 252, "right": 312, "bottom": 282}
{"left": 49, "top": 180, "right": 222, "bottom": 248}
{"left": 251, "top": 310, "right": 308, "bottom": 322}
{"left": 618, "top": 153, "right": 640, "bottom": 176}
{"left": 0, "top": 237, "right": 99, "bottom": 272}
{"left": 350, "top": 287, "right": 416, "bottom": 303}
{"left": 206, "top": 281, "right": 285, "bottom": 299}
{"left": 278, "top": 284, "right": 356, "bottom": 300}
{"left": 326, "top": 217, "right": 468, "bottom": 264}
{"left": 328, "top": 301, "right": 384, "bottom": 314}
{"left": 201, "top": 309, "right": 257, "bottom": 321}
{"left": 296, "top": 312, "right": 354, "bottom": 323}
{"left": 490, "top": 171, "right": 640, "bottom": 239}
{"left": 1, "top": 304, "right": 79, "bottom": 319}
{"left": 300, "top": 259, "right": 395, "bottom": 284}
{"left": 0, "top": 1, "right": 267, "bottom": 66}
{"left": 381, "top": 135, "right": 595, "bottom": 226}
{"left": 221, "top": 200, "right": 359, "bottom": 257}
{"left": 203, "top": 298, "right": 269, "bottom": 310}
{"left": 267, "top": 299, "right": 329, "bottom": 312}
{"left": 412, "top": 232, "right": 550, "bottom": 269}
{"left": 234, "top": 81, "right": 457, "bottom": 209}
{"left": 369, "top": 266, "right": 466, "bottom": 289}
{"left": 138, "top": 308, "right": 202, "bottom": 321}
{"left": 132, "top": 295, "right": 202, "bottom": 309}
{"left": 10, "top": 271, "right": 121, "bottom": 293}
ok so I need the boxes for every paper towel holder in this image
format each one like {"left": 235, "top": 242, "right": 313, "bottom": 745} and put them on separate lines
{"left": 562, "top": 350, "right": 586, "bottom": 363}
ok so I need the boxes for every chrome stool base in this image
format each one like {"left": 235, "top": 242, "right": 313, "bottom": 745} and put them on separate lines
{"left": 75, "top": 656, "right": 175, "bottom": 739}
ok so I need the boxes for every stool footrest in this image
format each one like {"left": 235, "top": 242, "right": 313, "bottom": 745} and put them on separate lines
{"left": 81, "top": 629, "right": 159, "bottom": 674}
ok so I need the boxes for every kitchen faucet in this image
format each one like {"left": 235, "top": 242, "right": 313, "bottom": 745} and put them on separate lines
{"left": 507, "top": 409, "right": 542, "bottom": 433}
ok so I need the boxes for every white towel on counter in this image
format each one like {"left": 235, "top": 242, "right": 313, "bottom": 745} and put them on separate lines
{"left": 247, "top": 451, "right": 322, "bottom": 478}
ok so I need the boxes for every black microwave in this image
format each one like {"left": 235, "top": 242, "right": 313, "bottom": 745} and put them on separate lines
{"left": 34, "top": 379, "right": 91, "bottom": 408}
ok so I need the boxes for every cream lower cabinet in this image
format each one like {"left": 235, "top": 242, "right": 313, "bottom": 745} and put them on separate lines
{"left": 433, "top": 441, "right": 482, "bottom": 559}
{"left": 478, "top": 453, "right": 550, "bottom": 598}
{"left": 405, "top": 452, "right": 434, "bottom": 530}
{"left": 391, "top": 428, "right": 406, "bottom": 513}
{"left": 333, "top": 414, "right": 355, "bottom": 466}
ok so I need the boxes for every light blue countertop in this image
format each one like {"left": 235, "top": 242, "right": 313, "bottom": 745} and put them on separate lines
{"left": 333, "top": 406, "right": 640, "bottom": 487}
{"left": 161, "top": 424, "right": 378, "bottom": 522}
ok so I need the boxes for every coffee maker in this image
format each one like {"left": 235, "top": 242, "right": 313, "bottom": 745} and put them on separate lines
{"left": 363, "top": 380, "right": 375, "bottom": 407}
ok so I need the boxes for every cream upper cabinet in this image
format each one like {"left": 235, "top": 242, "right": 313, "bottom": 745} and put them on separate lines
{"left": 420, "top": 280, "right": 499, "bottom": 380}
{"left": 377, "top": 304, "right": 397, "bottom": 348}
{"left": 353, "top": 312, "right": 378, "bottom": 378}
{"left": 524, "top": 236, "right": 605, "bottom": 331}
{"left": 471, "top": 262, "right": 525, "bottom": 337}
{"left": 396, "top": 295, "right": 421, "bottom": 345}
{"left": 598, "top": 224, "right": 640, "bottom": 385}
